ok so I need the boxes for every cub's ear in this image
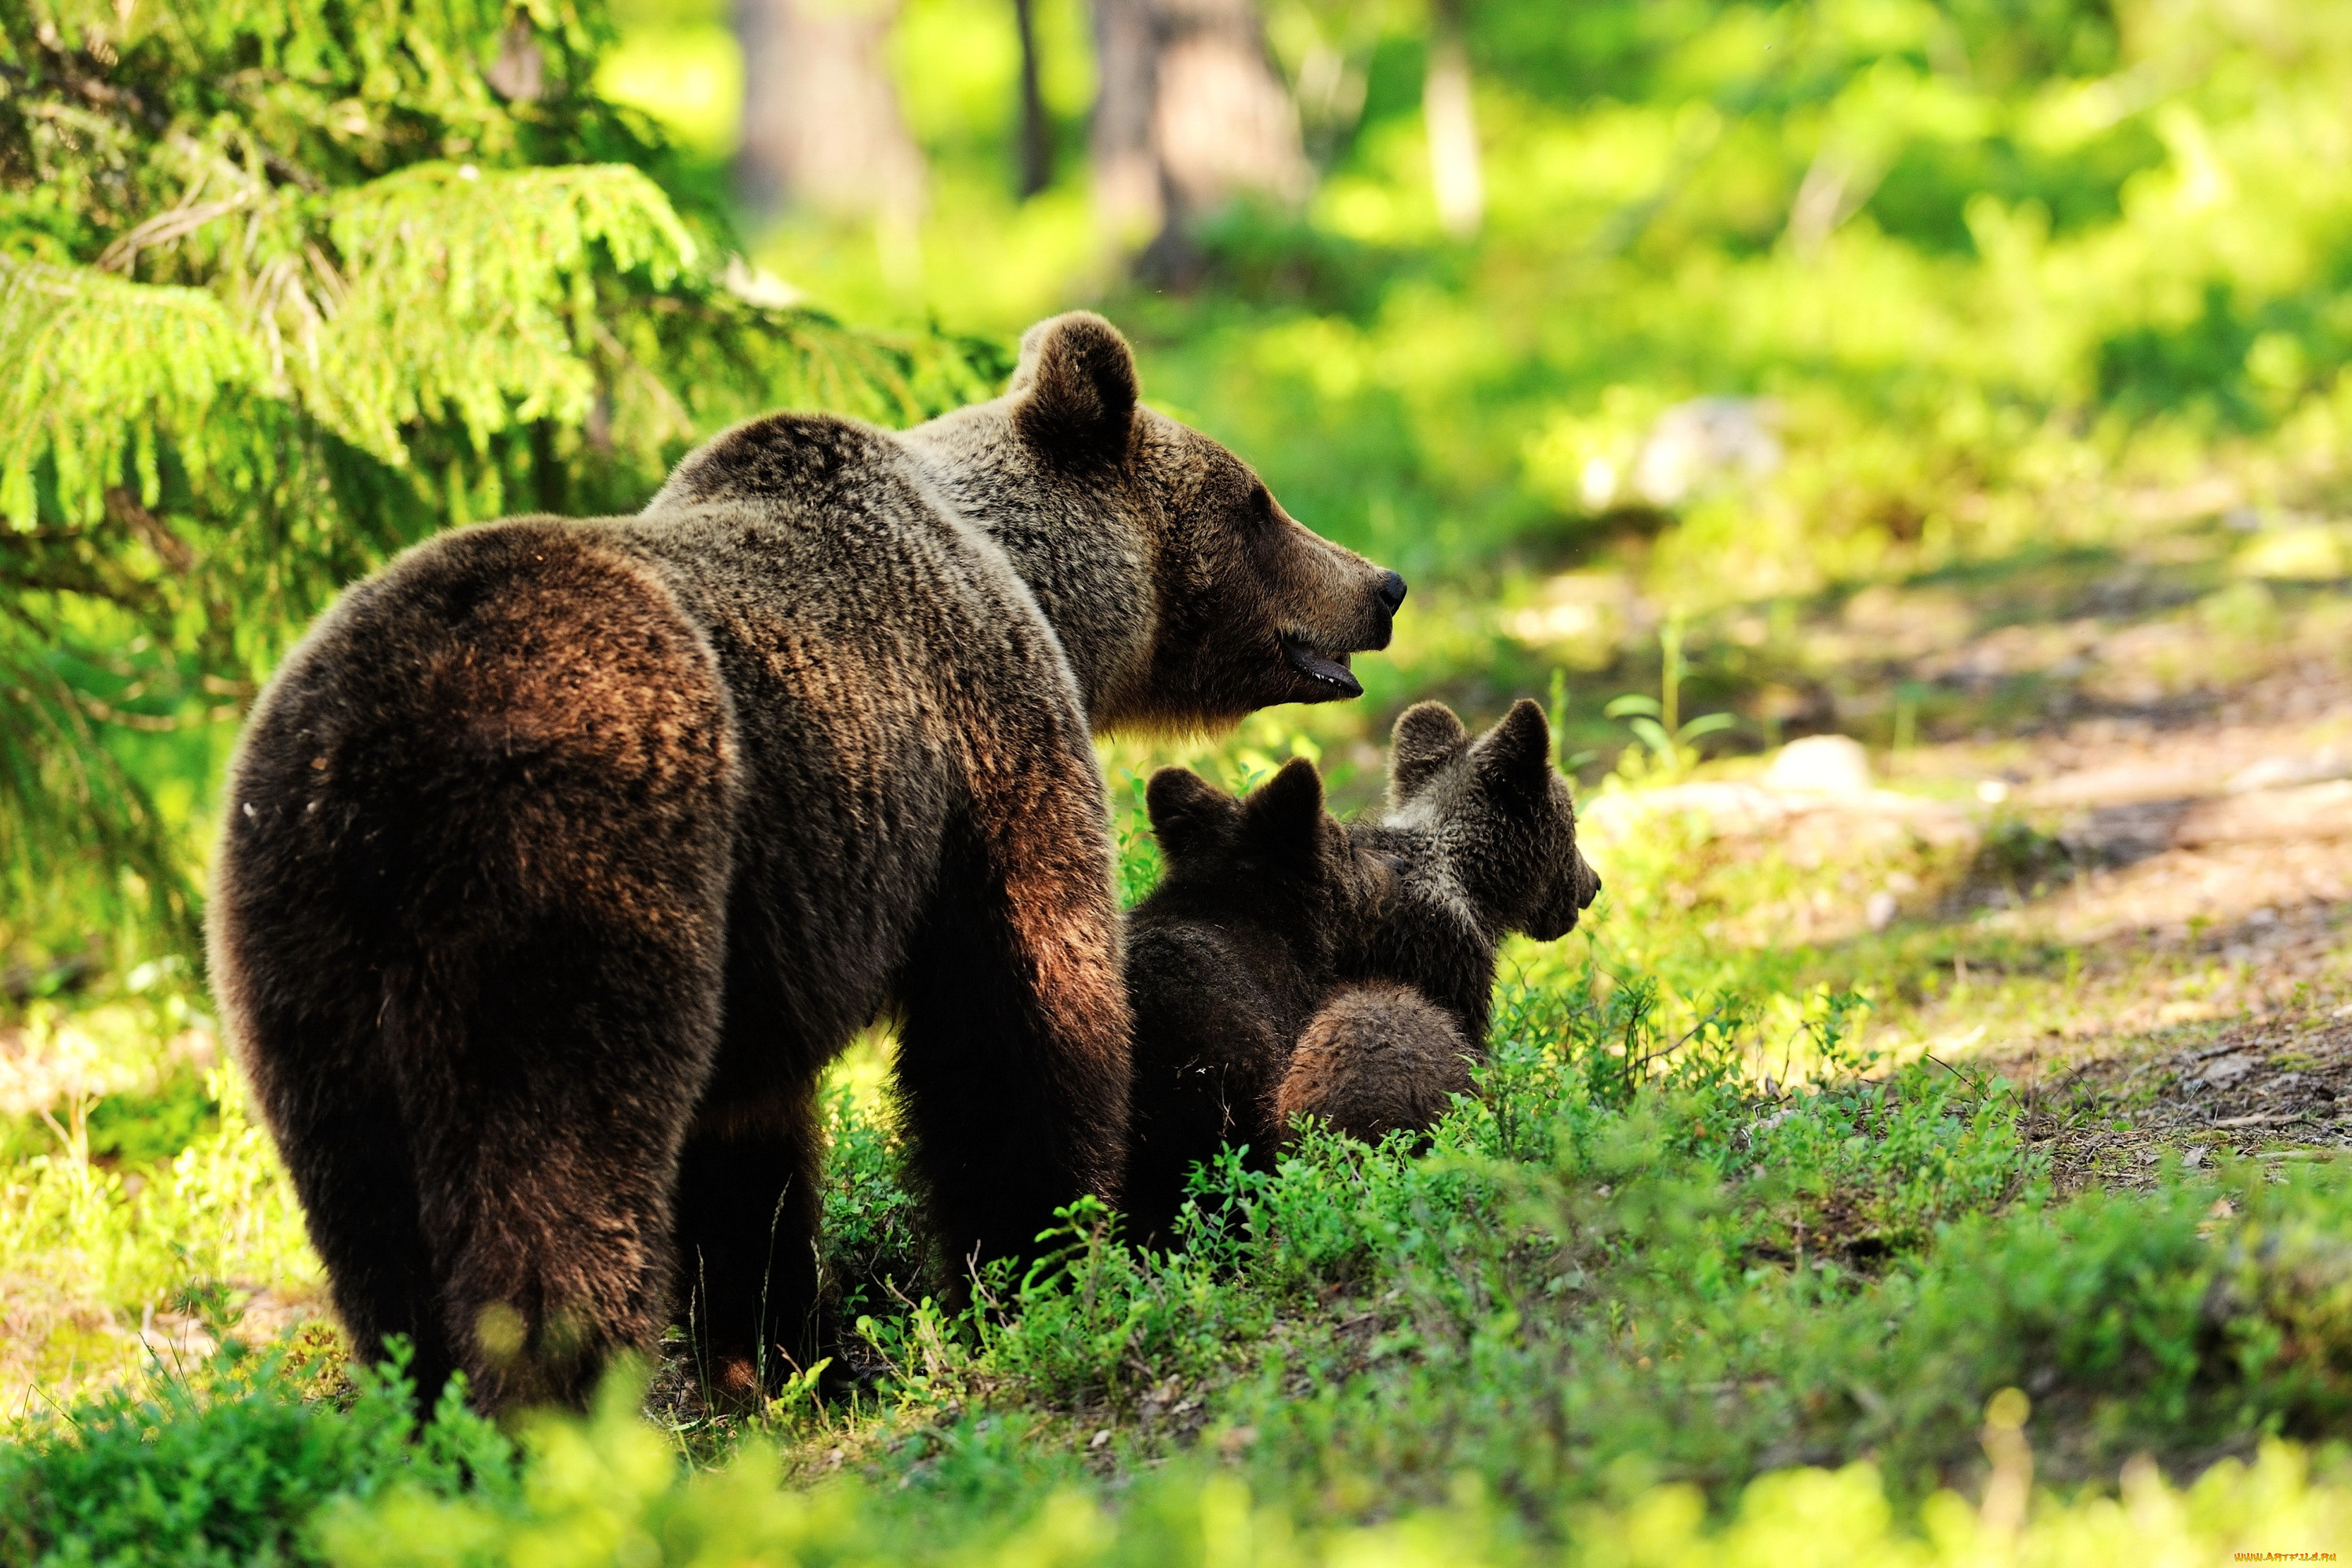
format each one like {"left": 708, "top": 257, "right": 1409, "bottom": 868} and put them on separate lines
{"left": 1472, "top": 699, "right": 1554, "bottom": 801}
{"left": 1146, "top": 767, "right": 1235, "bottom": 862}
{"left": 1389, "top": 701, "right": 1471, "bottom": 803}
{"left": 1011, "top": 312, "right": 1139, "bottom": 464}
{"left": 1242, "top": 756, "right": 1327, "bottom": 852}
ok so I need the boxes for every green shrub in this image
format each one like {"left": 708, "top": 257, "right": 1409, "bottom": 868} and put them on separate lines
{"left": 815, "top": 1080, "right": 928, "bottom": 1323}
{"left": 0, "top": 1343, "right": 514, "bottom": 1568}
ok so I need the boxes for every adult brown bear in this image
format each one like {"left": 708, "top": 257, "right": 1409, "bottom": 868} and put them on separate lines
{"left": 207, "top": 313, "right": 1403, "bottom": 1412}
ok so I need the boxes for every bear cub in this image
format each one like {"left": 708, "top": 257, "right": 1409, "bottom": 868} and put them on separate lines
{"left": 1281, "top": 698, "right": 1601, "bottom": 1146}
{"left": 1338, "top": 698, "right": 1603, "bottom": 1048}
{"left": 1120, "top": 757, "right": 1394, "bottom": 1245}
{"left": 1122, "top": 698, "right": 1601, "bottom": 1246}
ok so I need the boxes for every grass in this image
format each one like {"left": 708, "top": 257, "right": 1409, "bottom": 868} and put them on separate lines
{"left": 8, "top": 950, "right": 2352, "bottom": 1561}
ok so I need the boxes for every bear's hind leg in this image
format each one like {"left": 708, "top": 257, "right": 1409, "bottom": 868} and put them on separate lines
{"left": 210, "top": 872, "right": 456, "bottom": 1402}
{"left": 387, "top": 931, "right": 722, "bottom": 1413}
{"left": 232, "top": 982, "right": 450, "bottom": 1399}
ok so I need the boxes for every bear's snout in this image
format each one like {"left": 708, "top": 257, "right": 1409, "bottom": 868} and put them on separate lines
{"left": 1523, "top": 848, "right": 1601, "bottom": 942}
{"left": 1268, "top": 528, "right": 1404, "bottom": 706}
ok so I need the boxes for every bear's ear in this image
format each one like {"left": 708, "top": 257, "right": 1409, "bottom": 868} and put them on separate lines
{"left": 1011, "top": 312, "right": 1139, "bottom": 464}
{"left": 1389, "top": 701, "right": 1471, "bottom": 803}
{"left": 1146, "top": 767, "right": 1235, "bottom": 863}
{"left": 1472, "top": 699, "right": 1554, "bottom": 802}
{"left": 1242, "top": 756, "right": 1326, "bottom": 855}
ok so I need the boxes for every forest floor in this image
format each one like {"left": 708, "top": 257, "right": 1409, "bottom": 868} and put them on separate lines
{"left": 5, "top": 511, "right": 2352, "bottom": 1562}
{"left": 1813, "top": 592, "right": 2352, "bottom": 1189}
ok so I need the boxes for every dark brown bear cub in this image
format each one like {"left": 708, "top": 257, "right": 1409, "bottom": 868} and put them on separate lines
{"left": 1337, "top": 699, "right": 1603, "bottom": 1044}
{"left": 1120, "top": 758, "right": 1395, "bottom": 1247}
{"left": 1276, "top": 699, "right": 1602, "bottom": 1146}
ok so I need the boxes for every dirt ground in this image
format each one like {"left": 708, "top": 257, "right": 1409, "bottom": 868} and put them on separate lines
{"left": 1911, "top": 644, "right": 2352, "bottom": 1188}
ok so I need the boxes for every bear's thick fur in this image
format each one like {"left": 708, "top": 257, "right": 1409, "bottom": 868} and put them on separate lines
{"left": 1342, "top": 699, "right": 1602, "bottom": 1047}
{"left": 208, "top": 313, "right": 1404, "bottom": 1412}
{"left": 1119, "top": 758, "right": 1394, "bottom": 1244}
{"left": 1276, "top": 982, "right": 1473, "bottom": 1145}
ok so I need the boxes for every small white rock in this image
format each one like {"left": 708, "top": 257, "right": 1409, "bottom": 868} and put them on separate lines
{"left": 1762, "top": 735, "right": 1872, "bottom": 794}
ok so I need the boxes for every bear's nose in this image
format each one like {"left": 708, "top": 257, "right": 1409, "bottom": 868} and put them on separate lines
{"left": 1377, "top": 571, "right": 1407, "bottom": 611}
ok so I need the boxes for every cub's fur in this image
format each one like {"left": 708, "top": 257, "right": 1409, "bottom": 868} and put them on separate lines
{"left": 1276, "top": 699, "right": 1601, "bottom": 1145}
{"left": 1276, "top": 982, "right": 1473, "bottom": 1145}
{"left": 1342, "top": 699, "right": 1602, "bottom": 1046}
{"left": 1120, "top": 759, "right": 1392, "bottom": 1246}
{"left": 209, "top": 313, "right": 1405, "bottom": 1412}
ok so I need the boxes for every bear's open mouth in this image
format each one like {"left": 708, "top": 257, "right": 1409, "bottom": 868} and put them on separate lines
{"left": 1282, "top": 637, "right": 1363, "bottom": 699}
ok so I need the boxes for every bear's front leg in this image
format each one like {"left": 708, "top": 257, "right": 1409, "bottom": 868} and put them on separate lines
{"left": 894, "top": 761, "right": 1131, "bottom": 1285}
{"left": 670, "top": 1073, "right": 824, "bottom": 1406}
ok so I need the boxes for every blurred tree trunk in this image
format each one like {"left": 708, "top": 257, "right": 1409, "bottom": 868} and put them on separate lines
{"left": 1014, "top": 0, "right": 1053, "bottom": 196}
{"left": 1425, "top": 0, "right": 1483, "bottom": 238}
{"left": 735, "top": 0, "right": 926, "bottom": 241}
{"left": 1091, "top": 0, "right": 1163, "bottom": 243}
{"left": 1090, "top": 0, "right": 1308, "bottom": 279}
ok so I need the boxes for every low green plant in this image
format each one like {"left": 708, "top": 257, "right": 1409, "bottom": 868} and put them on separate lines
{"left": 301, "top": 1377, "right": 2352, "bottom": 1566}
{"left": 814, "top": 1079, "right": 927, "bottom": 1323}
{"left": 1604, "top": 619, "right": 1737, "bottom": 782}
{"left": 10, "top": 946, "right": 2352, "bottom": 1561}
{"left": 0, "top": 1341, "right": 514, "bottom": 1568}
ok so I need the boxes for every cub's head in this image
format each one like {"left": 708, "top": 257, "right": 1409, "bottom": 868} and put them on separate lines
{"left": 1384, "top": 699, "right": 1601, "bottom": 942}
{"left": 952, "top": 312, "right": 1404, "bottom": 730}
{"left": 1142, "top": 758, "right": 1394, "bottom": 960}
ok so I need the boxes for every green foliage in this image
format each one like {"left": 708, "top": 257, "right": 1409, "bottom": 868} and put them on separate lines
{"left": 0, "top": 1341, "right": 514, "bottom": 1568}
{"left": 312, "top": 1411, "right": 2352, "bottom": 1568}
{"left": 767, "top": 961, "right": 2348, "bottom": 1528}
{"left": 0, "top": 0, "right": 1004, "bottom": 962}
{"left": 1603, "top": 617, "right": 1737, "bottom": 779}
{"left": 959, "top": 1196, "right": 1270, "bottom": 1407}
{"left": 12, "top": 948, "right": 2352, "bottom": 1559}
{"left": 1, "top": 1051, "right": 321, "bottom": 1397}
{"left": 1109, "top": 770, "right": 1164, "bottom": 909}
{"left": 815, "top": 1079, "right": 927, "bottom": 1323}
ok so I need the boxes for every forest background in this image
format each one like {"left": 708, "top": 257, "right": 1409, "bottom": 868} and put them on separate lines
{"left": 7, "top": 0, "right": 2352, "bottom": 1562}
{"left": 5, "top": 0, "right": 2350, "bottom": 968}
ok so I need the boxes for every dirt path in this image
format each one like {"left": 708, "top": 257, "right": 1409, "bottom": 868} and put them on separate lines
{"left": 1907, "top": 656, "right": 2352, "bottom": 1184}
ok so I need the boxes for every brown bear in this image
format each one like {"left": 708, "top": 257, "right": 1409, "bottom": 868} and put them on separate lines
{"left": 1119, "top": 757, "right": 1396, "bottom": 1247}
{"left": 1121, "top": 700, "right": 1600, "bottom": 1238}
{"left": 206, "top": 312, "right": 1406, "bottom": 1413}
